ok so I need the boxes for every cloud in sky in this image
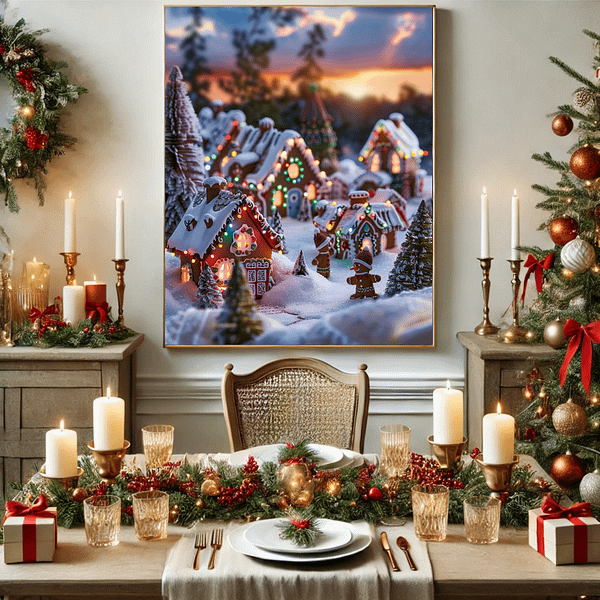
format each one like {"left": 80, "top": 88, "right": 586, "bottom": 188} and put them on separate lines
{"left": 276, "top": 9, "right": 356, "bottom": 38}
{"left": 390, "top": 12, "right": 425, "bottom": 46}
{"left": 167, "top": 20, "right": 218, "bottom": 40}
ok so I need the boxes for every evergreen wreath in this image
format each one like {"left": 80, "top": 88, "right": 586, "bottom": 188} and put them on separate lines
{"left": 0, "top": 17, "right": 87, "bottom": 212}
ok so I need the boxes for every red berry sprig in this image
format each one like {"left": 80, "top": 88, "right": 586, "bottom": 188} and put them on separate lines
{"left": 217, "top": 478, "right": 258, "bottom": 508}
{"left": 24, "top": 126, "right": 48, "bottom": 150}
{"left": 242, "top": 456, "right": 259, "bottom": 475}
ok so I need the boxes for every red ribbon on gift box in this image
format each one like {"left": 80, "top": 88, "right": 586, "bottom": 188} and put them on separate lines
{"left": 536, "top": 496, "right": 593, "bottom": 563}
{"left": 85, "top": 300, "right": 109, "bottom": 323}
{"left": 521, "top": 253, "right": 554, "bottom": 302}
{"left": 559, "top": 319, "right": 600, "bottom": 394}
{"left": 4, "top": 494, "right": 57, "bottom": 562}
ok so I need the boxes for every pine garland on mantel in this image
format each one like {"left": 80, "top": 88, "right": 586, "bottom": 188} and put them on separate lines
{"left": 6, "top": 449, "right": 565, "bottom": 536}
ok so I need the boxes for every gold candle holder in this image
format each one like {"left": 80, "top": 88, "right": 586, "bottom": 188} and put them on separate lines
{"left": 427, "top": 436, "right": 468, "bottom": 471}
{"left": 474, "top": 454, "right": 520, "bottom": 493}
{"left": 87, "top": 440, "right": 130, "bottom": 484}
{"left": 112, "top": 259, "right": 128, "bottom": 326}
{"left": 475, "top": 258, "right": 500, "bottom": 335}
{"left": 40, "top": 465, "right": 84, "bottom": 490}
{"left": 500, "top": 259, "right": 534, "bottom": 343}
{"left": 59, "top": 252, "right": 80, "bottom": 286}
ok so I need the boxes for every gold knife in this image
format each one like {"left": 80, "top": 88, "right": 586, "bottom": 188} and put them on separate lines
{"left": 380, "top": 531, "right": 400, "bottom": 571}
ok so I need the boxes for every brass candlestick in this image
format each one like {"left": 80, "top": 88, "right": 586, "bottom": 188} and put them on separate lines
{"left": 501, "top": 259, "right": 534, "bottom": 343}
{"left": 474, "top": 454, "right": 520, "bottom": 493}
{"left": 40, "top": 465, "right": 84, "bottom": 491}
{"left": 59, "top": 252, "right": 80, "bottom": 285}
{"left": 0, "top": 270, "right": 14, "bottom": 347}
{"left": 87, "top": 440, "right": 130, "bottom": 484}
{"left": 112, "top": 259, "right": 128, "bottom": 326}
{"left": 475, "top": 258, "right": 500, "bottom": 335}
{"left": 427, "top": 436, "right": 468, "bottom": 471}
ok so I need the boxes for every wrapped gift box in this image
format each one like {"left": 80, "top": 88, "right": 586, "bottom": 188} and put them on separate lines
{"left": 3, "top": 506, "right": 57, "bottom": 564}
{"left": 529, "top": 506, "right": 600, "bottom": 565}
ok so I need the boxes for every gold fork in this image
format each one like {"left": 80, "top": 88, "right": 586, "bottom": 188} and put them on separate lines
{"left": 193, "top": 531, "right": 207, "bottom": 570}
{"left": 207, "top": 528, "right": 224, "bottom": 570}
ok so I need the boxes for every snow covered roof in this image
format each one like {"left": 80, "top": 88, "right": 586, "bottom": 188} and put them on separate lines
{"left": 369, "top": 188, "right": 405, "bottom": 205}
{"left": 329, "top": 158, "right": 365, "bottom": 184}
{"left": 199, "top": 108, "right": 246, "bottom": 163}
{"left": 353, "top": 171, "right": 393, "bottom": 189}
{"left": 166, "top": 188, "right": 282, "bottom": 259}
{"left": 313, "top": 202, "right": 348, "bottom": 231}
{"left": 359, "top": 113, "right": 421, "bottom": 159}
{"left": 339, "top": 202, "right": 403, "bottom": 236}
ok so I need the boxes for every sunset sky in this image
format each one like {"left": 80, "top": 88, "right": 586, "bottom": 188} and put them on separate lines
{"left": 165, "top": 6, "right": 434, "bottom": 103}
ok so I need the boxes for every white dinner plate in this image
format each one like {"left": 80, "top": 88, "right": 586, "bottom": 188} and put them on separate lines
{"left": 243, "top": 518, "right": 353, "bottom": 554}
{"left": 230, "top": 524, "right": 372, "bottom": 563}
{"left": 230, "top": 444, "right": 344, "bottom": 468}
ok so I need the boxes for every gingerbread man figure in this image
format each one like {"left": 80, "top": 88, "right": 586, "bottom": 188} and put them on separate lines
{"left": 347, "top": 248, "right": 380, "bottom": 299}
{"left": 312, "top": 231, "right": 334, "bottom": 278}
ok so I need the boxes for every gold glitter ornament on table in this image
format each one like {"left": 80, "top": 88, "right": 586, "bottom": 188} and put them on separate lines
{"left": 544, "top": 318, "right": 568, "bottom": 349}
{"left": 324, "top": 478, "right": 342, "bottom": 497}
{"left": 552, "top": 398, "right": 588, "bottom": 436}
{"left": 276, "top": 462, "right": 315, "bottom": 507}
{"left": 550, "top": 450, "right": 586, "bottom": 488}
{"left": 580, "top": 470, "right": 600, "bottom": 505}
{"left": 560, "top": 237, "right": 596, "bottom": 274}
{"left": 201, "top": 478, "right": 221, "bottom": 497}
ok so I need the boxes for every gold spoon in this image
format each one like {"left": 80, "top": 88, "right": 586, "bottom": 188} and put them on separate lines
{"left": 396, "top": 536, "right": 417, "bottom": 571}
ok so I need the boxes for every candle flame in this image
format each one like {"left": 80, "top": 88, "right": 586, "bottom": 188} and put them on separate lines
{"left": 513, "top": 189, "right": 518, "bottom": 196}
{"left": 69, "top": 191, "right": 72, "bottom": 199}
{"left": 107, "top": 387, "right": 111, "bottom": 398}
{"left": 118, "top": 190, "right": 123, "bottom": 197}
{"left": 483, "top": 186, "right": 486, "bottom": 194}
{"left": 33, "top": 257, "right": 37, "bottom": 262}
{"left": 446, "top": 380, "right": 451, "bottom": 390}
{"left": 93, "top": 274, "right": 97, "bottom": 282}
{"left": 60, "top": 420, "right": 64, "bottom": 431}
{"left": 497, "top": 402, "right": 502, "bottom": 414}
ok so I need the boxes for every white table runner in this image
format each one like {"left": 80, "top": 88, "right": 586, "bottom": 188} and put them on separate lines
{"left": 162, "top": 520, "right": 433, "bottom": 600}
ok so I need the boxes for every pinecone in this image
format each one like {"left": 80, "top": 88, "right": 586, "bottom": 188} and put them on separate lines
{"left": 573, "top": 87, "right": 597, "bottom": 116}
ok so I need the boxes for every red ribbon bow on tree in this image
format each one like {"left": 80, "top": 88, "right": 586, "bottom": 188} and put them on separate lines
{"left": 521, "top": 253, "right": 555, "bottom": 301}
{"left": 85, "top": 301, "right": 109, "bottom": 323}
{"left": 4, "top": 494, "right": 56, "bottom": 522}
{"left": 559, "top": 319, "right": 600, "bottom": 393}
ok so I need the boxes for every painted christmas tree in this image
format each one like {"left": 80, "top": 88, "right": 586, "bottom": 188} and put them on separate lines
{"left": 195, "top": 263, "right": 222, "bottom": 309}
{"left": 292, "top": 250, "right": 309, "bottom": 276}
{"left": 212, "top": 260, "right": 264, "bottom": 345}
{"left": 269, "top": 207, "right": 288, "bottom": 254}
{"left": 385, "top": 200, "right": 433, "bottom": 295}
{"left": 164, "top": 66, "right": 205, "bottom": 242}
{"left": 515, "top": 30, "right": 600, "bottom": 495}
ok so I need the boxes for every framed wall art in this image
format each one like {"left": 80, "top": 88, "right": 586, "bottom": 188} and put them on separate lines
{"left": 164, "top": 5, "right": 435, "bottom": 347}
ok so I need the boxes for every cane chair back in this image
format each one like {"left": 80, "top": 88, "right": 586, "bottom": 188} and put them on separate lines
{"left": 222, "top": 358, "right": 369, "bottom": 453}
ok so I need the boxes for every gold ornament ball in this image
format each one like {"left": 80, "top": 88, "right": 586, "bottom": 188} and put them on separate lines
{"left": 570, "top": 145, "right": 600, "bottom": 180}
{"left": 169, "top": 504, "right": 179, "bottom": 522}
{"left": 552, "top": 114, "right": 574, "bottom": 136}
{"left": 325, "top": 479, "right": 342, "bottom": 497}
{"left": 72, "top": 487, "right": 88, "bottom": 502}
{"left": 201, "top": 478, "right": 221, "bottom": 496}
{"left": 544, "top": 318, "right": 567, "bottom": 349}
{"left": 552, "top": 398, "right": 588, "bottom": 436}
{"left": 292, "top": 489, "right": 314, "bottom": 508}
{"left": 195, "top": 498, "right": 204, "bottom": 509}
{"left": 549, "top": 216, "right": 578, "bottom": 246}
{"left": 549, "top": 450, "right": 586, "bottom": 488}
{"left": 276, "top": 493, "right": 291, "bottom": 511}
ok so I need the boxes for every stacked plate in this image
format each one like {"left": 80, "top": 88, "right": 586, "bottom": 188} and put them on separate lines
{"left": 229, "top": 444, "right": 365, "bottom": 470}
{"left": 229, "top": 518, "right": 372, "bottom": 563}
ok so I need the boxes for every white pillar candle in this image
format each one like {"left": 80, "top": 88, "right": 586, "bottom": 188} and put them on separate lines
{"left": 115, "top": 191, "right": 125, "bottom": 260}
{"left": 433, "top": 381, "right": 464, "bottom": 444}
{"left": 64, "top": 192, "right": 76, "bottom": 253}
{"left": 480, "top": 187, "right": 490, "bottom": 258}
{"left": 482, "top": 403, "right": 515, "bottom": 464}
{"left": 45, "top": 420, "right": 78, "bottom": 478}
{"left": 93, "top": 388, "right": 125, "bottom": 450}
{"left": 62, "top": 282, "right": 85, "bottom": 325}
{"left": 510, "top": 189, "right": 520, "bottom": 260}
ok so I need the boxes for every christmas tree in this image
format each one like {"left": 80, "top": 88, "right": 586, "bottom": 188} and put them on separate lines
{"left": 269, "top": 207, "right": 288, "bottom": 254}
{"left": 195, "top": 263, "right": 222, "bottom": 309}
{"left": 212, "top": 260, "right": 264, "bottom": 345}
{"left": 292, "top": 250, "right": 309, "bottom": 276}
{"left": 517, "top": 30, "right": 600, "bottom": 494}
{"left": 164, "top": 66, "right": 205, "bottom": 243}
{"left": 384, "top": 200, "right": 433, "bottom": 295}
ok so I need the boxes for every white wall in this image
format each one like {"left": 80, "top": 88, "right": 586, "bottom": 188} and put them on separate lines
{"left": 3, "top": 0, "right": 597, "bottom": 454}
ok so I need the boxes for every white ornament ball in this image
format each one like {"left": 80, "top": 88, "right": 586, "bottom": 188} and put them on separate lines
{"left": 561, "top": 237, "right": 596, "bottom": 274}
{"left": 580, "top": 470, "right": 600, "bottom": 505}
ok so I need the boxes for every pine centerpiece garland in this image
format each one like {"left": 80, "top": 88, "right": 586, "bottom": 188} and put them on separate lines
{"left": 278, "top": 508, "right": 322, "bottom": 547}
{"left": 0, "top": 17, "right": 87, "bottom": 212}
{"left": 278, "top": 439, "right": 320, "bottom": 465}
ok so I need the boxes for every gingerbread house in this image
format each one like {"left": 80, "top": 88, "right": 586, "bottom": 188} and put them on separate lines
{"left": 313, "top": 199, "right": 348, "bottom": 239}
{"left": 167, "top": 177, "right": 283, "bottom": 298}
{"left": 328, "top": 158, "right": 365, "bottom": 201}
{"left": 369, "top": 188, "right": 409, "bottom": 228}
{"left": 358, "top": 113, "right": 425, "bottom": 198}
{"left": 222, "top": 118, "right": 328, "bottom": 219}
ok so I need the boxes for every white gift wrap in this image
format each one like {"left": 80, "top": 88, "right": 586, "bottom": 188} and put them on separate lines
{"left": 528, "top": 507, "right": 600, "bottom": 565}
{"left": 3, "top": 508, "right": 57, "bottom": 564}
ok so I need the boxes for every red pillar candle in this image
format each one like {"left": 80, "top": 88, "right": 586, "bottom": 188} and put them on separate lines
{"left": 84, "top": 278, "right": 107, "bottom": 305}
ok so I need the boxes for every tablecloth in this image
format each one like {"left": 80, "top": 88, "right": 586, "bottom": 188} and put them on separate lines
{"left": 161, "top": 520, "right": 433, "bottom": 600}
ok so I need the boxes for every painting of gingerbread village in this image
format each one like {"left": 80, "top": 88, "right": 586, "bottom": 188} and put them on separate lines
{"left": 164, "top": 6, "right": 434, "bottom": 346}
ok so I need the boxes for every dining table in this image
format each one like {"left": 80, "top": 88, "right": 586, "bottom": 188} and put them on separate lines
{"left": 0, "top": 452, "right": 599, "bottom": 600}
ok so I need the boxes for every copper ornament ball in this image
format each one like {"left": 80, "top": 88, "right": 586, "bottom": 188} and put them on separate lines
{"left": 71, "top": 487, "right": 88, "bottom": 502}
{"left": 552, "top": 114, "right": 574, "bottom": 136}
{"left": 549, "top": 451, "right": 586, "bottom": 488}
{"left": 549, "top": 216, "right": 578, "bottom": 246}
{"left": 551, "top": 398, "right": 588, "bottom": 436}
{"left": 570, "top": 145, "right": 600, "bottom": 180}
{"left": 543, "top": 318, "right": 567, "bottom": 349}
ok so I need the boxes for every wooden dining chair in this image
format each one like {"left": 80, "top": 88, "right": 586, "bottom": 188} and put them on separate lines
{"left": 221, "top": 358, "right": 370, "bottom": 453}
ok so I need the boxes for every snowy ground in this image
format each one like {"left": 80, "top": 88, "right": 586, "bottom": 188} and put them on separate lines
{"left": 165, "top": 196, "right": 433, "bottom": 346}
